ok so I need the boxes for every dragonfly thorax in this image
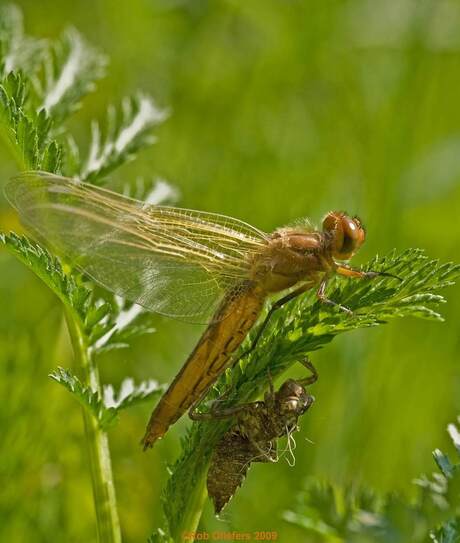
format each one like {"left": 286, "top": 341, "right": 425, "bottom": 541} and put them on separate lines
{"left": 251, "top": 228, "right": 330, "bottom": 293}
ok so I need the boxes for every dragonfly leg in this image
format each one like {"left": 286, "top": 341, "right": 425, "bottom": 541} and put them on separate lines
{"left": 189, "top": 386, "right": 226, "bottom": 421}
{"left": 189, "top": 393, "right": 217, "bottom": 421}
{"left": 264, "top": 368, "right": 276, "bottom": 407}
{"left": 189, "top": 390, "right": 262, "bottom": 421}
{"left": 296, "top": 356, "right": 318, "bottom": 387}
{"left": 316, "top": 276, "right": 352, "bottom": 314}
{"left": 233, "top": 281, "right": 316, "bottom": 366}
{"left": 336, "top": 264, "right": 401, "bottom": 281}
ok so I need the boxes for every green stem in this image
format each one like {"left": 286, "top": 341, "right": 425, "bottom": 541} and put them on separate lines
{"left": 64, "top": 308, "right": 122, "bottom": 543}
{"left": 172, "top": 475, "right": 207, "bottom": 542}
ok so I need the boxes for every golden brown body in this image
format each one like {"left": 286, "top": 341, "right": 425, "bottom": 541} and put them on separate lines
{"left": 142, "top": 229, "right": 328, "bottom": 448}
{"left": 6, "top": 173, "right": 394, "bottom": 450}
{"left": 142, "top": 283, "right": 266, "bottom": 447}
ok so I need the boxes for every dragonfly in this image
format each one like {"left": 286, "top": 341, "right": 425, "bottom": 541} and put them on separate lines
{"left": 192, "top": 357, "right": 317, "bottom": 514}
{"left": 5, "top": 171, "right": 397, "bottom": 449}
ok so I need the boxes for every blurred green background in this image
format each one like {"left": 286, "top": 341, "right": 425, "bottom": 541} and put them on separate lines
{"left": 1, "top": 0, "right": 460, "bottom": 541}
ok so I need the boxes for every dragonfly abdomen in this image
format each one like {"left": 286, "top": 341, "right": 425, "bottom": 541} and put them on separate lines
{"left": 142, "top": 284, "right": 266, "bottom": 449}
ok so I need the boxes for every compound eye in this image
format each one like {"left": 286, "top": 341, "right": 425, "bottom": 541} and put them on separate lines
{"left": 323, "top": 212, "right": 365, "bottom": 259}
{"left": 340, "top": 216, "right": 365, "bottom": 258}
{"left": 342, "top": 218, "right": 359, "bottom": 252}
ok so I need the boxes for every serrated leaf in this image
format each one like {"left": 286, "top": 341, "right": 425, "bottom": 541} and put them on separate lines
{"left": 0, "top": 71, "right": 64, "bottom": 171}
{"left": 95, "top": 342, "right": 130, "bottom": 354}
{"left": 40, "top": 27, "right": 107, "bottom": 120}
{"left": 0, "top": 232, "right": 121, "bottom": 349}
{"left": 448, "top": 422, "right": 460, "bottom": 456}
{"left": 0, "top": 232, "right": 89, "bottom": 319}
{"left": 434, "top": 450, "right": 454, "bottom": 478}
{"left": 99, "top": 379, "right": 165, "bottom": 430}
{"left": 103, "top": 378, "right": 166, "bottom": 412}
{"left": 123, "top": 176, "right": 180, "bottom": 204}
{"left": 431, "top": 521, "right": 457, "bottom": 543}
{"left": 398, "top": 293, "right": 446, "bottom": 306}
{"left": 93, "top": 301, "right": 156, "bottom": 353}
{"left": 0, "top": 4, "right": 46, "bottom": 75}
{"left": 284, "top": 414, "right": 460, "bottom": 543}
{"left": 89, "top": 321, "right": 115, "bottom": 344}
{"left": 41, "top": 139, "right": 62, "bottom": 172}
{"left": 49, "top": 367, "right": 104, "bottom": 420}
{"left": 50, "top": 368, "right": 165, "bottom": 431}
{"left": 0, "top": 8, "right": 175, "bottom": 540}
{"left": 97, "top": 322, "right": 155, "bottom": 353}
{"left": 81, "top": 94, "right": 168, "bottom": 182}
{"left": 163, "top": 249, "right": 459, "bottom": 538}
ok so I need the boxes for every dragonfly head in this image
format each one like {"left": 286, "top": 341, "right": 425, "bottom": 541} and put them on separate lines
{"left": 276, "top": 379, "right": 315, "bottom": 418}
{"left": 322, "top": 211, "right": 366, "bottom": 261}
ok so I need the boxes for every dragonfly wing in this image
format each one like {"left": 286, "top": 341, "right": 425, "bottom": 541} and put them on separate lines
{"left": 5, "top": 171, "right": 269, "bottom": 322}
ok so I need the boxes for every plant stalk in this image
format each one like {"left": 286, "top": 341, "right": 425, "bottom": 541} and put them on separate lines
{"left": 172, "top": 474, "right": 208, "bottom": 542}
{"left": 64, "top": 307, "right": 122, "bottom": 543}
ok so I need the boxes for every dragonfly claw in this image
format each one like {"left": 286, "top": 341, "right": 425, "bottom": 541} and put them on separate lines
{"left": 365, "top": 270, "right": 402, "bottom": 282}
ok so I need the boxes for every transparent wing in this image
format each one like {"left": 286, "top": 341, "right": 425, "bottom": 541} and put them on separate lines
{"left": 5, "top": 171, "right": 269, "bottom": 322}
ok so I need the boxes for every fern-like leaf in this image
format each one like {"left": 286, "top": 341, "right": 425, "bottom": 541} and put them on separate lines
{"left": 99, "top": 377, "right": 165, "bottom": 430}
{"left": 39, "top": 28, "right": 107, "bottom": 120}
{"left": 81, "top": 94, "right": 168, "bottom": 183}
{"left": 162, "top": 249, "right": 459, "bottom": 539}
{"left": 50, "top": 367, "right": 165, "bottom": 431}
{"left": 0, "top": 232, "right": 91, "bottom": 318}
{"left": 284, "top": 414, "right": 460, "bottom": 542}
{"left": 0, "top": 15, "right": 161, "bottom": 178}
{"left": 122, "top": 176, "right": 180, "bottom": 204}
{"left": 0, "top": 232, "right": 151, "bottom": 351}
{"left": 0, "top": 7, "right": 174, "bottom": 539}
{"left": 0, "top": 72, "right": 63, "bottom": 171}
{"left": 103, "top": 378, "right": 166, "bottom": 413}
{"left": 0, "top": 4, "right": 45, "bottom": 75}
{"left": 49, "top": 366, "right": 104, "bottom": 419}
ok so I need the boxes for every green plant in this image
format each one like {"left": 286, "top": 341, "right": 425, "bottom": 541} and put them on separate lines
{"left": 0, "top": 5, "right": 169, "bottom": 542}
{"left": 283, "top": 415, "right": 460, "bottom": 542}
{"left": 158, "top": 249, "right": 459, "bottom": 541}
{"left": 1, "top": 5, "right": 459, "bottom": 543}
